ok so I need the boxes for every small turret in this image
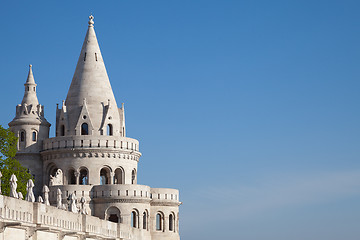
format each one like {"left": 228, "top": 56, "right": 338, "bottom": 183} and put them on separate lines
{"left": 8, "top": 65, "right": 50, "bottom": 196}
{"left": 22, "top": 64, "right": 39, "bottom": 106}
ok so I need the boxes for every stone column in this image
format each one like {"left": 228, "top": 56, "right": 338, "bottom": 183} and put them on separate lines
{"left": 110, "top": 172, "right": 115, "bottom": 184}
{"left": 75, "top": 171, "right": 80, "bottom": 185}
{"left": 164, "top": 215, "right": 169, "bottom": 232}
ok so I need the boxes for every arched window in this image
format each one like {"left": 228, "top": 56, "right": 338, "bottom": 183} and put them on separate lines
{"left": 32, "top": 131, "right": 37, "bottom": 141}
{"left": 169, "top": 213, "right": 175, "bottom": 232}
{"left": 131, "top": 210, "right": 139, "bottom": 228}
{"left": 81, "top": 123, "right": 88, "bottom": 135}
{"left": 60, "top": 125, "right": 65, "bottom": 136}
{"left": 143, "top": 211, "right": 148, "bottom": 230}
{"left": 114, "top": 168, "right": 124, "bottom": 184}
{"left": 100, "top": 167, "right": 110, "bottom": 185}
{"left": 156, "top": 213, "right": 163, "bottom": 231}
{"left": 106, "top": 206, "right": 121, "bottom": 223}
{"left": 131, "top": 169, "right": 136, "bottom": 184}
{"left": 107, "top": 124, "right": 113, "bottom": 136}
{"left": 20, "top": 131, "right": 25, "bottom": 142}
{"left": 79, "top": 168, "right": 88, "bottom": 185}
{"left": 68, "top": 169, "right": 76, "bottom": 185}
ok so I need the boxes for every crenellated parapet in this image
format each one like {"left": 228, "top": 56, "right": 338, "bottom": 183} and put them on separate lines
{"left": 150, "top": 188, "right": 180, "bottom": 206}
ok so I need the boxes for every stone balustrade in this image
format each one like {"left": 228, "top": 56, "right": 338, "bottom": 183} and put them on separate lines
{"left": 0, "top": 194, "right": 138, "bottom": 239}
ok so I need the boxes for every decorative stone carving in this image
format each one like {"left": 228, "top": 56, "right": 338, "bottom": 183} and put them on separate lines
{"left": 49, "top": 169, "right": 63, "bottom": 186}
{"left": 18, "top": 192, "right": 24, "bottom": 199}
{"left": 62, "top": 203, "right": 68, "bottom": 210}
{"left": 9, "top": 174, "right": 18, "bottom": 198}
{"left": 42, "top": 185, "right": 50, "bottom": 205}
{"left": 25, "top": 179, "right": 35, "bottom": 202}
{"left": 69, "top": 193, "right": 78, "bottom": 213}
{"left": 56, "top": 188, "right": 62, "bottom": 208}
{"left": 37, "top": 196, "right": 44, "bottom": 203}
{"left": 80, "top": 197, "right": 88, "bottom": 215}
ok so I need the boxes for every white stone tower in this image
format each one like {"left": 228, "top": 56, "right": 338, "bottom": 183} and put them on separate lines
{"left": 8, "top": 65, "right": 51, "bottom": 195}
{"left": 9, "top": 16, "right": 181, "bottom": 240}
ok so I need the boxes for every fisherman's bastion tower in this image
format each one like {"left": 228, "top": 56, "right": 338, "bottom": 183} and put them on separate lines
{"left": 5, "top": 16, "right": 181, "bottom": 240}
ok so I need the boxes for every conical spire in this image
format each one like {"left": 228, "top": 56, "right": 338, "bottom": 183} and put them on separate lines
{"left": 65, "top": 15, "right": 117, "bottom": 108}
{"left": 26, "top": 64, "right": 36, "bottom": 84}
{"left": 22, "top": 64, "right": 39, "bottom": 106}
{"left": 64, "top": 15, "right": 121, "bottom": 136}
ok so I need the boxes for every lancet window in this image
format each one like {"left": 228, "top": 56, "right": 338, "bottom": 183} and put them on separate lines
{"left": 81, "top": 123, "right": 89, "bottom": 135}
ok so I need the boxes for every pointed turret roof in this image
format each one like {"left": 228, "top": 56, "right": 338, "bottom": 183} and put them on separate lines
{"left": 63, "top": 15, "right": 121, "bottom": 136}
{"left": 22, "top": 64, "right": 39, "bottom": 106}
{"left": 9, "top": 64, "right": 50, "bottom": 128}
{"left": 65, "top": 15, "right": 118, "bottom": 109}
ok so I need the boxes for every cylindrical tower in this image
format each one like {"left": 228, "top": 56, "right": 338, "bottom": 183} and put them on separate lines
{"left": 44, "top": 16, "right": 181, "bottom": 240}
{"left": 8, "top": 65, "right": 51, "bottom": 196}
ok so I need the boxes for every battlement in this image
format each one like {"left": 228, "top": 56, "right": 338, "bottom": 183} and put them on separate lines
{"left": 150, "top": 188, "right": 180, "bottom": 206}
{"left": 43, "top": 136, "right": 140, "bottom": 153}
{"left": 92, "top": 184, "right": 151, "bottom": 200}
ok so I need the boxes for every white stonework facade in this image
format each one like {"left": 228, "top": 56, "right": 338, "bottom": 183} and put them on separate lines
{"left": 6, "top": 16, "right": 181, "bottom": 240}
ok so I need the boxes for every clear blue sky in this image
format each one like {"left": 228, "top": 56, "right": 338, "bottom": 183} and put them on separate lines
{"left": 1, "top": 1, "right": 360, "bottom": 239}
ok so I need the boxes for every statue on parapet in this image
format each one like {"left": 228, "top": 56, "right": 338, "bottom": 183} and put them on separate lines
{"left": 56, "top": 188, "right": 62, "bottom": 208}
{"left": 37, "top": 196, "right": 44, "bottom": 203}
{"left": 9, "top": 174, "right": 18, "bottom": 198}
{"left": 80, "top": 197, "right": 88, "bottom": 215}
{"left": 42, "top": 185, "right": 50, "bottom": 205}
{"left": 69, "top": 192, "right": 78, "bottom": 213}
{"left": 49, "top": 169, "right": 63, "bottom": 186}
{"left": 18, "top": 192, "right": 24, "bottom": 199}
{"left": 25, "top": 179, "right": 35, "bottom": 202}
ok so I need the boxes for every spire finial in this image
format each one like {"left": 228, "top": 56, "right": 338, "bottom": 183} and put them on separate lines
{"left": 29, "top": 64, "right": 32, "bottom": 69}
{"left": 88, "top": 15, "right": 94, "bottom": 27}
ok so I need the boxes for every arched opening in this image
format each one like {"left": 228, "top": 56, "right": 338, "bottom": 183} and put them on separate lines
{"left": 143, "top": 211, "right": 148, "bottom": 230}
{"left": 20, "top": 131, "right": 25, "bottom": 142}
{"left": 32, "top": 131, "right": 37, "bottom": 141}
{"left": 131, "top": 169, "right": 136, "bottom": 184}
{"left": 156, "top": 213, "right": 163, "bottom": 231}
{"left": 131, "top": 210, "right": 139, "bottom": 228}
{"left": 169, "top": 213, "right": 175, "bottom": 232}
{"left": 68, "top": 169, "right": 76, "bottom": 185}
{"left": 60, "top": 125, "right": 65, "bottom": 136}
{"left": 114, "top": 168, "right": 124, "bottom": 184}
{"left": 79, "top": 168, "right": 88, "bottom": 185}
{"left": 47, "top": 164, "right": 59, "bottom": 186}
{"left": 107, "top": 124, "right": 113, "bottom": 136}
{"left": 81, "top": 123, "right": 89, "bottom": 135}
{"left": 106, "top": 206, "right": 121, "bottom": 223}
{"left": 100, "top": 167, "right": 110, "bottom": 185}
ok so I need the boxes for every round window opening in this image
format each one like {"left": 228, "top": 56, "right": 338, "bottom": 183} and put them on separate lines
{"left": 108, "top": 116, "right": 112, "bottom": 120}
{"left": 83, "top": 115, "right": 87, "bottom": 119}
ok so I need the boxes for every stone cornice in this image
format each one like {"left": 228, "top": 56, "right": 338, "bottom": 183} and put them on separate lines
{"left": 92, "top": 198, "right": 151, "bottom": 204}
{"left": 150, "top": 201, "right": 181, "bottom": 207}
{"left": 41, "top": 148, "right": 140, "bottom": 162}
